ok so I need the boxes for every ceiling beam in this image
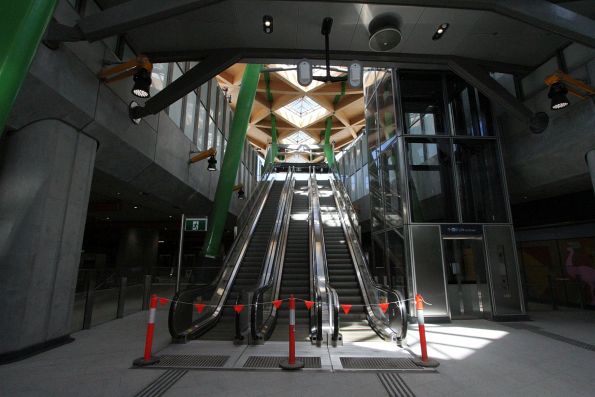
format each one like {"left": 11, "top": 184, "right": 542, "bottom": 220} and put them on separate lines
{"left": 148, "top": 48, "right": 533, "bottom": 75}
{"left": 447, "top": 57, "right": 534, "bottom": 123}
{"left": 130, "top": 49, "right": 241, "bottom": 119}
{"left": 46, "top": 0, "right": 225, "bottom": 43}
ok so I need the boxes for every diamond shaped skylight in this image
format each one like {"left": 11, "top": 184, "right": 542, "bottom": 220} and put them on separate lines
{"left": 283, "top": 131, "right": 316, "bottom": 145}
{"left": 276, "top": 96, "right": 328, "bottom": 128}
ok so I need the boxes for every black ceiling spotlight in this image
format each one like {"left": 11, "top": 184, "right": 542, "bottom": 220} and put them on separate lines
{"left": 432, "top": 23, "right": 449, "bottom": 40}
{"left": 132, "top": 68, "right": 152, "bottom": 98}
{"left": 237, "top": 188, "right": 245, "bottom": 200}
{"left": 263, "top": 15, "right": 273, "bottom": 34}
{"left": 548, "top": 82, "right": 570, "bottom": 110}
{"left": 207, "top": 155, "right": 217, "bottom": 171}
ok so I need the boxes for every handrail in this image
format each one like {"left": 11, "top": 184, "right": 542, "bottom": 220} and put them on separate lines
{"left": 249, "top": 168, "right": 295, "bottom": 342}
{"left": 328, "top": 167, "right": 407, "bottom": 343}
{"left": 309, "top": 167, "right": 337, "bottom": 344}
{"left": 168, "top": 168, "right": 277, "bottom": 341}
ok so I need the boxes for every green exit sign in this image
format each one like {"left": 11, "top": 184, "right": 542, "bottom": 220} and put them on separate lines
{"left": 184, "top": 217, "right": 208, "bottom": 232}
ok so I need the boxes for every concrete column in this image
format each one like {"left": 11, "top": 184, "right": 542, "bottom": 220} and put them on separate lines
{"left": 0, "top": 119, "right": 97, "bottom": 356}
{"left": 587, "top": 149, "right": 595, "bottom": 195}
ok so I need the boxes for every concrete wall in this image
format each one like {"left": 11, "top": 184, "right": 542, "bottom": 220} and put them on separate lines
{"left": 496, "top": 45, "right": 595, "bottom": 203}
{"left": 6, "top": 0, "right": 249, "bottom": 218}
{"left": 0, "top": 120, "right": 97, "bottom": 355}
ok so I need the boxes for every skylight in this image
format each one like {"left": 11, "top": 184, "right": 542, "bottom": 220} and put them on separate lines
{"left": 283, "top": 131, "right": 316, "bottom": 146}
{"left": 277, "top": 96, "right": 329, "bottom": 128}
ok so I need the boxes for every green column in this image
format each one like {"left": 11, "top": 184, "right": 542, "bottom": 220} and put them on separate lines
{"left": 0, "top": 0, "right": 58, "bottom": 135}
{"left": 270, "top": 114, "right": 278, "bottom": 162}
{"left": 202, "top": 64, "right": 262, "bottom": 258}
{"left": 323, "top": 116, "right": 335, "bottom": 167}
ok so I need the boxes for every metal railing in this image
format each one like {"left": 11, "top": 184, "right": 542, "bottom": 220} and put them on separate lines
{"left": 309, "top": 167, "right": 339, "bottom": 344}
{"left": 250, "top": 167, "right": 295, "bottom": 342}
{"left": 168, "top": 169, "right": 279, "bottom": 341}
{"left": 328, "top": 165, "right": 408, "bottom": 343}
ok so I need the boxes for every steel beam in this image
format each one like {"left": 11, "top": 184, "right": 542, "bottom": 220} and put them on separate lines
{"left": 147, "top": 48, "right": 532, "bottom": 75}
{"left": 47, "top": 0, "right": 224, "bottom": 43}
{"left": 202, "top": 64, "right": 261, "bottom": 258}
{"left": 0, "top": 0, "right": 58, "bottom": 135}
{"left": 130, "top": 50, "right": 241, "bottom": 120}
{"left": 447, "top": 57, "right": 533, "bottom": 122}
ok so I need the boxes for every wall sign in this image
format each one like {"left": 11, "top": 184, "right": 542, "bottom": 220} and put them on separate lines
{"left": 184, "top": 217, "right": 208, "bottom": 232}
{"left": 441, "top": 224, "right": 483, "bottom": 237}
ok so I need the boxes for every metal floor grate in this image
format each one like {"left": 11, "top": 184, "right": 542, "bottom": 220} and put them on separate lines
{"left": 340, "top": 357, "right": 419, "bottom": 370}
{"left": 153, "top": 355, "right": 229, "bottom": 368}
{"left": 505, "top": 323, "right": 595, "bottom": 352}
{"left": 243, "top": 356, "right": 321, "bottom": 368}
{"left": 134, "top": 369, "right": 187, "bottom": 397}
{"left": 378, "top": 372, "right": 416, "bottom": 397}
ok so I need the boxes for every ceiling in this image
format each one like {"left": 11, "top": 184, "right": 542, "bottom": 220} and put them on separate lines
{"left": 217, "top": 63, "right": 365, "bottom": 160}
{"left": 92, "top": 0, "right": 585, "bottom": 69}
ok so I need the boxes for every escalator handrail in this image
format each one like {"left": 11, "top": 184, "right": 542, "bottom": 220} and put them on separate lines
{"left": 168, "top": 170, "right": 277, "bottom": 340}
{"left": 328, "top": 171, "right": 408, "bottom": 342}
{"left": 309, "top": 168, "right": 337, "bottom": 343}
{"left": 250, "top": 168, "right": 295, "bottom": 341}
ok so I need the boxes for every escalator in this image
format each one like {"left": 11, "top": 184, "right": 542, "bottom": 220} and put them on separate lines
{"left": 169, "top": 172, "right": 288, "bottom": 342}
{"left": 200, "top": 181, "right": 285, "bottom": 340}
{"left": 319, "top": 172, "right": 408, "bottom": 344}
{"left": 269, "top": 180, "right": 311, "bottom": 341}
{"left": 318, "top": 180, "right": 367, "bottom": 328}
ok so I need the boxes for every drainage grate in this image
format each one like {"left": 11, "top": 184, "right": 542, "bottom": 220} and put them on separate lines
{"left": 505, "top": 324, "right": 595, "bottom": 353}
{"left": 153, "top": 355, "right": 229, "bottom": 368}
{"left": 378, "top": 372, "right": 416, "bottom": 397}
{"left": 340, "top": 357, "right": 419, "bottom": 370}
{"left": 134, "top": 369, "right": 187, "bottom": 397}
{"left": 243, "top": 356, "right": 321, "bottom": 368}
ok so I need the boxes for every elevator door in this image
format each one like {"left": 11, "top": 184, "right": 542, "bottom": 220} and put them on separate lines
{"left": 443, "top": 239, "right": 492, "bottom": 319}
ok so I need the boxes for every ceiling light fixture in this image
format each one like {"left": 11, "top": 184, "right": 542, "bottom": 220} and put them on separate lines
{"left": 368, "top": 14, "right": 402, "bottom": 51}
{"left": 432, "top": 23, "right": 449, "bottom": 40}
{"left": 263, "top": 15, "right": 273, "bottom": 34}
{"left": 548, "top": 82, "right": 569, "bottom": 110}
{"left": 544, "top": 71, "right": 595, "bottom": 112}
{"left": 207, "top": 155, "right": 217, "bottom": 171}
{"left": 131, "top": 68, "right": 152, "bottom": 98}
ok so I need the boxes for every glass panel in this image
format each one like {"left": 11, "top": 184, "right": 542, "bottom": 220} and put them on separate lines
{"left": 196, "top": 105, "right": 207, "bottom": 150}
{"left": 484, "top": 225, "right": 523, "bottom": 315}
{"left": 150, "top": 63, "right": 169, "bottom": 96}
{"left": 199, "top": 82, "right": 209, "bottom": 106}
{"left": 454, "top": 139, "right": 507, "bottom": 223}
{"left": 406, "top": 138, "right": 457, "bottom": 223}
{"left": 447, "top": 75, "right": 479, "bottom": 136}
{"left": 371, "top": 232, "right": 387, "bottom": 280}
{"left": 387, "top": 228, "right": 407, "bottom": 293}
{"left": 168, "top": 64, "right": 184, "bottom": 127}
{"left": 183, "top": 91, "right": 197, "bottom": 141}
{"left": 377, "top": 70, "right": 397, "bottom": 144}
{"left": 209, "top": 80, "right": 218, "bottom": 119}
{"left": 477, "top": 93, "right": 494, "bottom": 137}
{"left": 382, "top": 147, "right": 403, "bottom": 228}
{"left": 216, "top": 132, "right": 223, "bottom": 164}
{"left": 411, "top": 225, "right": 448, "bottom": 317}
{"left": 400, "top": 72, "right": 447, "bottom": 135}
{"left": 207, "top": 118, "right": 215, "bottom": 149}
{"left": 443, "top": 239, "right": 491, "bottom": 319}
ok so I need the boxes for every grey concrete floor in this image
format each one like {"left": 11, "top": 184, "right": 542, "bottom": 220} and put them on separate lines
{"left": 0, "top": 305, "right": 594, "bottom": 396}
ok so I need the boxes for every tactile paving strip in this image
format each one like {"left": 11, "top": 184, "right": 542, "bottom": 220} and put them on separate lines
{"left": 378, "top": 372, "right": 416, "bottom": 397}
{"left": 340, "top": 357, "right": 420, "bottom": 370}
{"left": 243, "top": 356, "right": 321, "bottom": 368}
{"left": 153, "top": 355, "right": 229, "bottom": 368}
{"left": 505, "top": 323, "right": 595, "bottom": 352}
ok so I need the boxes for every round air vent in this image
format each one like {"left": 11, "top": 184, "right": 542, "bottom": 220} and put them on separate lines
{"left": 368, "top": 14, "right": 401, "bottom": 52}
{"left": 369, "top": 26, "right": 401, "bottom": 52}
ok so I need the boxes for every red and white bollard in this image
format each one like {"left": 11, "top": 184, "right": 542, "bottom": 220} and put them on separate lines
{"left": 413, "top": 294, "right": 439, "bottom": 368}
{"left": 280, "top": 295, "right": 304, "bottom": 370}
{"left": 133, "top": 294, "right": 160, "bottom": 366}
